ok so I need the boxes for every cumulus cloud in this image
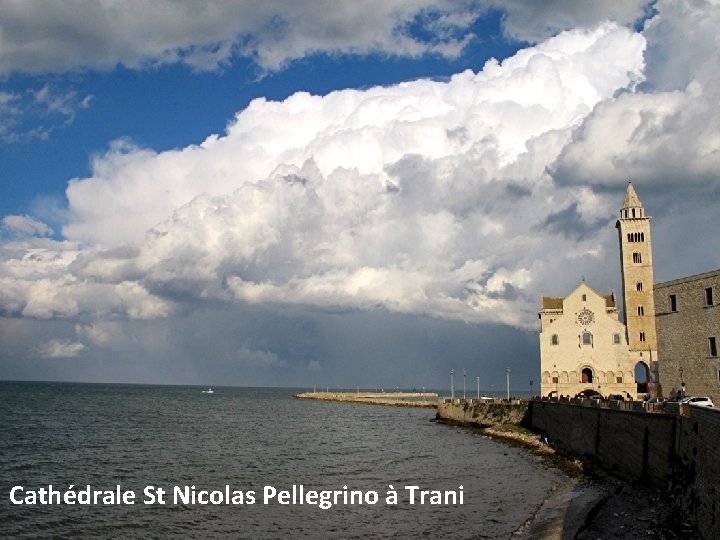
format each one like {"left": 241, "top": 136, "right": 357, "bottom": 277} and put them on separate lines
{"left": 2, "top": 215, "right": 54, "bottom": 237}
{"left": 0, "top": 1, "right": 659, "bottom": 77}
{"left": 4, "top": 2, "right": 719, "bottom": 334}
{"left": 33, "top": 338, "right": 85, "bottom": 359}
{"left": 1, "top": 23, "right": 637, "bottom": 328}
{"left": 0, "top": 238, "right": 173, "bottom": 320}
{"left": 494, "top": 0, "right": 650, "bottom": 43}
{"left": 551, "top": 0, "right": 720, "bottom": 190}
{"left": 0, "top": 0, "right": 486, "bottom": 75}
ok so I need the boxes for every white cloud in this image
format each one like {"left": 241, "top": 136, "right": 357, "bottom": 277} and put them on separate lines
{"left": 26, "top": 23, "right": 639, "bottom": 328}
{"left": 0, "top": 238, "right": 173, "bottom": 320}
{"left": 494, "top": 0, "right": 650, "bottom": 43}
{"left": 63, "top": 23, "right": 643, "bottom": 246}
{"left": 0, "top": 84, "right": 92, "bottom": 143}
{"left": 75, "top": 321, "right": 123, "bottom": 347}
{"left": 234, "top": 344, "right": 287, "bottom": 368}
{"left": 2, "top": 215, "right": 54, "bottom": 237}
{"left": 0, "top": 1, "right": 487, "bottom": 75}
{"left": 33, "top": 338, "right": 85, "bottom": 359}
{"left": 5, "top": 7, "right": 719, "bottom": 332}
{"left": 551, "top": 0, "right": 720, "bottom": 189}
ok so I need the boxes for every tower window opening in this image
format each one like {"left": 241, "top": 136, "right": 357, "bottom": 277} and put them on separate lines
{"left": 632, "top": 208, "right": 636, "bottom": 218}
{"left": 551, "top": 334, "right": 559, "bottom": 345}
{"left": 636, "top": 282, "right": 643, "bottom": 292}
{"left": 633, "top": 252, "right": 642, "bottom": 264}
{"left": 706, "top": 287, "right": 714, "bottom": 306}
{"left": 639, "top": 331, "right": 646, "bottom": 342}
{"left": 669, "top": 294, "right": 677, "bottom": 312}
{"left": 710, "top": 337, "right": 718, "bottom": 357}
{"left": 582, "top": 332, "right": 593, "bottom": 346}
{"left": 637, "top": 305, "right": 645, "bottom": 316}
{"left": 582, "top": 294, "right": 586, "bottom": 301}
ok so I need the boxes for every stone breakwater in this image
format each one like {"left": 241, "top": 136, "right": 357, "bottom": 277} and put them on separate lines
{"left": 293, "top": 391, "right": 438, "bottom": 408}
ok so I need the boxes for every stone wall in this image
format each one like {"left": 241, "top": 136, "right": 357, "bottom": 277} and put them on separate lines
{"left": 436, "top": 399, "right": 527, "bottom": 426}
{"left": 435, "top": 399, "right": 720, "bottom": 539}
{"left": 527, "top": 400, "right": 720, "bottom": 540}
{"left": 654, "top": 269, "right": 720, "bottom": 402}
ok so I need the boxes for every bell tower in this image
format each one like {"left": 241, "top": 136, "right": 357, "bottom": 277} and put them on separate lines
{"left": 616, "top": 182, "right": 658, "bottom": 358}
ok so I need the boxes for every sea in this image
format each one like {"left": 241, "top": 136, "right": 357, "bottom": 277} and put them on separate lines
{"left": 0, "top": 382, "right": 573, "bottom": 539}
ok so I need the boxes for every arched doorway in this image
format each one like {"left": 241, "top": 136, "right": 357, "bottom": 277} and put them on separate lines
{"left": 581, "top": 367, "right": 594, "bottom": 383}
{"left": 635, "top": 362, "right": 650, "bottom": 394}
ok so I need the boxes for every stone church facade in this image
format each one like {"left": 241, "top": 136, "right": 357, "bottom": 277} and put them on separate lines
{"left": 539, "top": 283, "right": 638, "bottom": 398}
{"left": 539, "top": 183, "right": 658, "bottom": 399}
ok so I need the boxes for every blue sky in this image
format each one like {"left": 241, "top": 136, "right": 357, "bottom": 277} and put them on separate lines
{"left": 1, "top": 1, "right": 719, "bottom": 388}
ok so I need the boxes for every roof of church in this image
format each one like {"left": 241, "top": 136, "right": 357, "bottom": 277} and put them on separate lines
{"left": 541, "top": 297, "right": 564, "bottom": 310}
{"left": 623, "top": 181, "right": 642, "bottom": 209}
{"left": 541, "top": 293, "right": 616, "bottom": 310}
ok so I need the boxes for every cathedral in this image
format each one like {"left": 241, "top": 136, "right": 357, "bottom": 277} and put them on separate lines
{"left": 539, "top": 183, "right": 658, "bottom": 399}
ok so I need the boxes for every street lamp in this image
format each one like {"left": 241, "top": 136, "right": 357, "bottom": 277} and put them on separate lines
{"left": 463, "top": 369, "right": 466, "bottom": 400}
{"left": 679, "top": 366, "right": 685, "bottom": 397}
{"left": 450, "top": 368, "right": 454, "bottom": 400}
{"left": 529, "top": 380, "right": 533, "bottom": 399}
{"left": 476, "top": 376, "right": 480, "bottom": 400}
{"left": 506, "top": 367, "right": 511, "bottom": 401}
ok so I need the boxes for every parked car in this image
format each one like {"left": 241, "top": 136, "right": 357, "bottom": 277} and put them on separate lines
{"left": 682, "top": 396, "right": 714, "bottom": 407}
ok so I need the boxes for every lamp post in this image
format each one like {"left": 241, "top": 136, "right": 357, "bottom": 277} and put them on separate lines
{"left": 679, "top": 366, "right": 685, "bottom": 398}
{"left": 506, "top": 367, "right": 511, "bottom": 401}
{"left": 529, "top": 380, "right": 533, "bottom": 399}
{"left": 450, "top": 368, "right": 454, "bottom": 400}
{"left": 477, "top": 376, "right": 480, "bottom": 400}
{"left": 463, "top": 369, "right": 466, "bottom": 400}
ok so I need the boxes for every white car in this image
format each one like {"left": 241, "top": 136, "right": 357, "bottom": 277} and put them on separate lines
{"left": 682, "top": 396, "right": 714, "bottom": 407}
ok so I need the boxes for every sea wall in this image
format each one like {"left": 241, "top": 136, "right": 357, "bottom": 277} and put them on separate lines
{"left": 437, "top": 399, "right": 720, "bottom": 540}
{"left": 528, "top": 400, "right": 720, "bottom": 540}
{"left": 436, "top": 399, "right": 527, "bottom": 426}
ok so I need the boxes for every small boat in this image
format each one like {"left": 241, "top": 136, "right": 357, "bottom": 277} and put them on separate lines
{"left": 202, "top": 388, "right": 214, "bottom": 394}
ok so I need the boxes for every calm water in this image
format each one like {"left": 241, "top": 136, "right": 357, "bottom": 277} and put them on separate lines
{"left": 0, "top": 382, "right": 571, "bottom": 538}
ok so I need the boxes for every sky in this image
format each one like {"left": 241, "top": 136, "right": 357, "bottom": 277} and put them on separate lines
{"left": 1, "top": 0, "right": 719, "bottom": 390}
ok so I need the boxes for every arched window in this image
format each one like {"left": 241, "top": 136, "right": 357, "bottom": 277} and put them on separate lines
{"left": 582, "top": 294, "right": 587, "bottom": 301}
{"left": 633, "top": 252, "right": 642, "bottom": 263}
{"left": 640, "top": 232, "right": 644, "bottom": 242}
{"left": 639, "top": 331, "right": 646, "bottom": 342}
{"left": 636, "top": 282, "right": 643, "bottom": 292}
{"left": 637, "top": 305, "right": 644, "bottom": 316}
{"left": 551, "top": 334, "right": 559, "bottom": 345}
{"left": 613, "top": 333, "right": 621, "bottom": 345}
{"left": 632, "top": 208, "right": 636, "bottom": 218}
{"left": 582, "top": 331, "right": 593, "bottom": 346}
{"left": 581, "top": 368, "right": 594, "bottom": 383}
